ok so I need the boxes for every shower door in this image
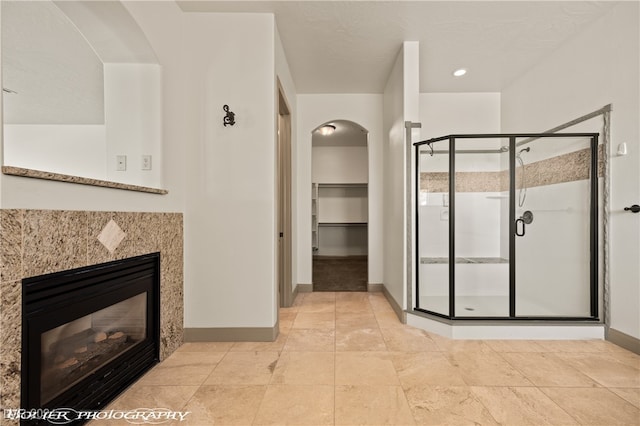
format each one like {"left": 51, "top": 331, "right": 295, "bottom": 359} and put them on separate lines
{"left": 512, "top": 135, "right": 598, "bottom": 318}
{"left": 453, "top": 137, "right": 510, "bottom": 317}
{"left": 414, "top": 133, "right": 599, "bottom": 320}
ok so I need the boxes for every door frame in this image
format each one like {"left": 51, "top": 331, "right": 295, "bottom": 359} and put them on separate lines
{"left": 277, "top": 79, "right": 293, "bottom": 308}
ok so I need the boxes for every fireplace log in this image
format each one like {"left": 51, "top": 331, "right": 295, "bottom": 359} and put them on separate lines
{"left": 42, "top": 331, "right": 132, "bottom": 401}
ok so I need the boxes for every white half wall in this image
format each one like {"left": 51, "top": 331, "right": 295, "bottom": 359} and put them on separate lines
{"left": 297, "top": 94, "right": 384, "bottom": 286}
{"left": 3, "top": 124, "right": 107, "bottom": 179}
{"left": 0, "top": 1, "right": 184, "bottom": 213}
{"left": 501, "top": 3, "right": 639, "bottom": 338}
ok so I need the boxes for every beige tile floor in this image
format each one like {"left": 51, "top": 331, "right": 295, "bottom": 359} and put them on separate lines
{"left": 97, "top": 292, "right": 640, "bottom": 425}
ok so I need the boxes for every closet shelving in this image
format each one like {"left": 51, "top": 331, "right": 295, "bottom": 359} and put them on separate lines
{"left": 313, "top": 182, "right": 368, "bottom": 256}
{"left": 312, "top": 183, "right": 319, "bottom": 251}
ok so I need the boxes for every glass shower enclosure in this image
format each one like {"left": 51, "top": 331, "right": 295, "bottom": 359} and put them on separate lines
{"left": 414, "top": 133, "right": 600, "bottom": 320}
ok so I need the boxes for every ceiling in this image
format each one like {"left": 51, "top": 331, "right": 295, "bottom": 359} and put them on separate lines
{"left": 312, "top": 120, "right": 369, "bottom": 147}
{"left": 178, "top": 1, "right": 617, "bottom": 94}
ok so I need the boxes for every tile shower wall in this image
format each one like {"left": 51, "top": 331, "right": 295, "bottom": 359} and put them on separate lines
{"left": 420, "top": 146, "right": 605, "bottom": 193}
{"left": 0, "top": 209, "right": 183, "bottom": 414}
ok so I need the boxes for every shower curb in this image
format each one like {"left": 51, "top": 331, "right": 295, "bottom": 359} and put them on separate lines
{"left": 407, "top": 311, "right": 605, "bottom": 340}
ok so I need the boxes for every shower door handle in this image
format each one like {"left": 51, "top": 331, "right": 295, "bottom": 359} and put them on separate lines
{"left": 515, "top": 218, "right": 526, "bottom": 237}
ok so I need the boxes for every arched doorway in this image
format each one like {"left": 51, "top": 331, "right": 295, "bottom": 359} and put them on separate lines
{"left": 311, "top": 120, "right": 368, "bottom": 291}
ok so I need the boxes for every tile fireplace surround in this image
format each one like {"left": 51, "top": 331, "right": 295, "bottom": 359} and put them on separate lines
{"left": 0, "top": 209, "right": 184, "bottom": 415}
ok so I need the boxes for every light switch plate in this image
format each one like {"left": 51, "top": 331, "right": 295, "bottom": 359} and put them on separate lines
{"left": 142, "top": 155, "right": 152, "bottom": 170}
{"left": 116, "top": 155, "right": 127, "bottom": 171}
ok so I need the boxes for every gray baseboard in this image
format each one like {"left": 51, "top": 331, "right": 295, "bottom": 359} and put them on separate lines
{"left": 368, "top": 283, "right": 384, "bottom": 292}
{"left": 382, "top": 285, "right": 406, "bottom": 324}
{"left": 296, "top": 283, "right": 313, "bottom": 293}
{"left": 606, "top": 327, "right": 640, "bottom": 355}
{"left": 184, "top": 321, "right": 278, "bottom": 342}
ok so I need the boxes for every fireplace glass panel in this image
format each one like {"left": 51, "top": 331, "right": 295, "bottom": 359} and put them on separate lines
{"left": 40, "top": 292, "right": 147, "bottom": 404}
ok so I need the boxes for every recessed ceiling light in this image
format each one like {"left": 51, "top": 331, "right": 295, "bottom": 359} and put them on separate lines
{"left": 453, "top": 68, "right": 467, "bottom": 77}
{"left": 319, "top": 124, "right": 336, "bottom": 136}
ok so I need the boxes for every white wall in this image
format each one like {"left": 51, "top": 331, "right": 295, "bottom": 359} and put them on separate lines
{"left": 104, "top": 63, "right": 162, "bottom": 188}
{"left": 501, "top": 3, "right": 639, "bottom": 336}
{"left": 3, "top": 124, "right": 106, "bottom": 179}
{"left": 317, "top": 186, "right": 368, "bottom": 224}
{"left": 297, "top": 94, "right": 384, "bottom": 285}
{"left": 184, "top": 14, "right": 277, "bottom": 328}
{"left": 181, "top": 13, "right": 277, "bottom": 329}
{"left": 420, "top": 93, "right": 501, "bottom": 139}
{"left": 383, "top": 41, "right": 419, "bottom": 310}
{"left": 0, "top": 1, "right": 184, "bottom": 213}
{"left": 312, "top": 146, "right": 368, "bottom": 183}
{"left": 418, "top": 92, "right": 501, "bottom": 253}
{"left": 1, "top": 3, "right": 291, "bottom": 334}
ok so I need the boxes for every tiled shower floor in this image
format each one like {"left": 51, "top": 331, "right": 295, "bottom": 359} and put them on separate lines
{"left": 419, "top": 295, "right": 560, "bottom": 317}
{"left": 94, "top": 292, "right": 640, "bottom": 425}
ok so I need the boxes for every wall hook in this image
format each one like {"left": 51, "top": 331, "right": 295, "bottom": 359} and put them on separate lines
{"left": 223, "top": 105, "right": 236, "bottom": 127}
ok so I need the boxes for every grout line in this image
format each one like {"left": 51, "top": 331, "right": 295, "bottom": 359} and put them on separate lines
{"left": 535, "top": 386, "right": 583, "bottom": 425}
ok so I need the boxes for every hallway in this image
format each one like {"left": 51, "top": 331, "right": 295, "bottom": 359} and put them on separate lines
{"left": 97, "top": 291, "right": 640, "bottom": 425}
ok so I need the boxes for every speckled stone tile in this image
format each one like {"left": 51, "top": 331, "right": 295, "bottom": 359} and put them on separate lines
{"left": 161, "top": 283, "right": 184, "bottom": 360}
{"left": 0, "top": 280, "right": 21, "bottom": 413}
{"left": 160, "top": 213, "right": 184, "bottom": 360}
{"left": 421, "top": 172, "right": 502, "bottom": 193}
{"left": 455, "top": 171, "right": 502, "bottom": 192}
{"left": 23, "top": 210, "right": 88, "bottom": 277}
{"left": 423, "top": 146, "right": 601, "bottom": 194}
{"left": 421, "top": 172, "right": 449, "bottom": 193}
{"left": 0, "top": 210, "right": 23, "bottom": 283}
{"left": 1, "top": 166, "right": 167, "bottom": 195}
{"left": 133, "top": 212, "right": 162, "bottom": 256}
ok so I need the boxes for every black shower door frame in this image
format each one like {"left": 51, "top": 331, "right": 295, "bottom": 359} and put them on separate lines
{"left": 413, "top": 133, "right": 600, "bottom": 321}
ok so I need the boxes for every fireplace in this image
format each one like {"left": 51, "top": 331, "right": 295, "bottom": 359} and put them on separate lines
{"left": 21, "top": 253, "right": 160, "bottom": 422}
